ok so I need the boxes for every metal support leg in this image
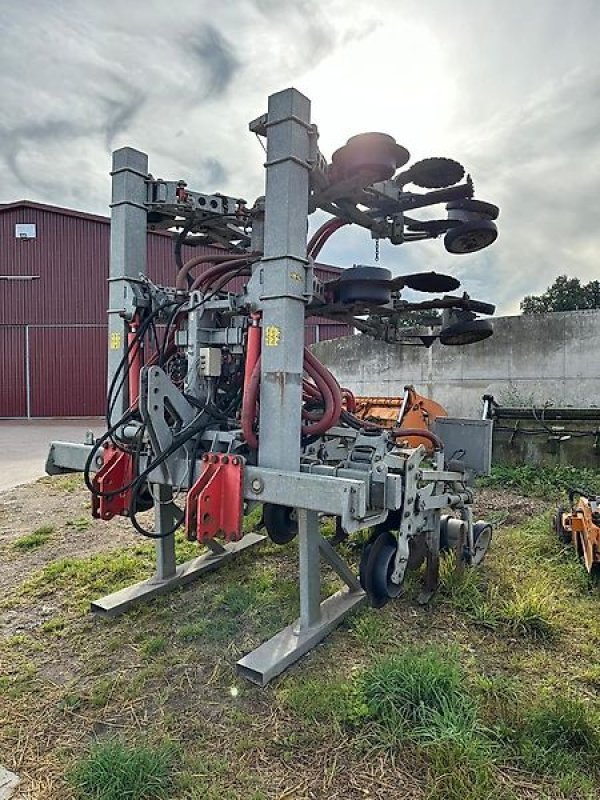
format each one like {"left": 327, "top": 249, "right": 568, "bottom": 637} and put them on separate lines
{"left": 91, "top": 482, "right": 265, "bottom": 616}
{"left": 298, "top": 509, "right": 321, "bottom": 629}
{"left": 154, "top": 485, "right": 177, "bottom": 580}
{"left": 236, "top": 508, "right": 366, "bottom": 686}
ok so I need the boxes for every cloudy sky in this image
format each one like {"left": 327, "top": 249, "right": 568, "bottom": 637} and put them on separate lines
{"left": 1, "top": 0, "right": 599, "bottom": 314}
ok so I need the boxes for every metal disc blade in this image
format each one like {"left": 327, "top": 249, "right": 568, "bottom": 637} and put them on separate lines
{"left": 401, "top": 271, "right": 461, "bottom": 293}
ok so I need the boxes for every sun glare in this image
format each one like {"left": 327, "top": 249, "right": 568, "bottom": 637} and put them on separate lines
{"left": 301, "top": 21, "right": 455, "bottom": 162}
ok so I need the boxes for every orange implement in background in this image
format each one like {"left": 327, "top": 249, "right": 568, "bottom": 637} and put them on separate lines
{"left": 354, "top": 385, "right": 447, "bottom": 452}
{"left": 555, "top": 491, "right": 600, "bottom": 574}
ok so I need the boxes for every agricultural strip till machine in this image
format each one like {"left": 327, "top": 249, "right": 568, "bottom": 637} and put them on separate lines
{"left": 555, "top": 491, "right": 600, "bottom": 575}
{"left": 47, "top": 88, "right": 499, "bottom": 684}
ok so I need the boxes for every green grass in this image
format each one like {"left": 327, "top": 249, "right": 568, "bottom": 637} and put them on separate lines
{"left": 479, "top": 464, "right": 600, "bottom": 499}
{"left": 68, "top": 738, "right": 174, "bottom": 800}
{"left": 501, "top": 582, "right": 557, "bottom": 640}
{"left": 12, "top": 525, "right": 54, "bottom": 550}
{"left": 3, "top": 473, "right": 600, "bottom": 800}
{"left": 66, "top": 516, "right": 91, "bottom": 532}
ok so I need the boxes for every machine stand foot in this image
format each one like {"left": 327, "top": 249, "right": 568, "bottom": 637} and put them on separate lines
{"left": 236, "top": 587, "right": 366, "bottom": 686}
{"left": 90, "top": 533, "right": 265, "bottom": 617}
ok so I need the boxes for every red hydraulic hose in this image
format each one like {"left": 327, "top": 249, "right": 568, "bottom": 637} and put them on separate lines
{"left": 189, "top": 257, "right": 255, "bottom": 292}
{"left": 244, "top": 314, "right": 261, "bottom": 398}
{"left": 175, "top": 253, "right": 248, "bottom": 292}
{"left": 392, "top": 427, "right": 444, "bottom": 451}
{"left": 127, "top": 316, "right": 143, "bottom": 405}
{"left": 209, "top": 267, "right": 252, "bottom": 295}
{"left": 308, "top": 218, "right": 349, "bottom": 259}
{"left": 341, "top": 387, "right": 356, "bottom": 413}
{"left": 303, "top": 349, "right": 342, "bottom": 434}
{"left": 241, "top": 356, "right": 261, "bottom": 449}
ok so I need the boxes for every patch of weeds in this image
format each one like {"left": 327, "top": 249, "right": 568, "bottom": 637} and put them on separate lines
{"left": 361, "top": 646, "right": 480, "bottom": 745}
{"left": 90, "top": 677, "right": 115, "bottom": 708}
{"left": 68, "top": 737, "right": 174, "bottom": 800}
{"left": 12, "top": 525, "right": 54, "bottom": 551}
{"left": 471, "top": 674, "right": 520, "bottom": 738}
{"left": 242, "top": 504, "right": 263, "bottom": 533}
{"left": 178, "top": 616, "right": 240, "bottom": 643}
{"left": 278, "top": 675, "right": 369, "bottom": 726}
{"left": 59, "top": 693, "right": 83, "bottom": 712}
{"left": 66, "top": 516, "right": 91, "bottom": 532}
{"left": 501, "top": 582, "right": 557, "bottom": 640}
{"left": 41, "top": 615, "right": 67, "bottom": 635}
{"left": 141, "top": 636, "right": 167, "bottom": 658}
{"left": 41, "top": 473, "right": 82, "bottom": 493}
{"left": 438, "top": 554, "right": 500, "bottom": 629}
{"left": 424, "top": 738, "right": 504, "bottom": 800}
{"left": 15, "top": 547, "right": 154, "bottom": 609}
{"left": 520, "top": 694, "right": 599, "bottom": 769}
{"left": 177, "top": 751, "right": 261, "bottom": 799}
{"left": 0, "top": 661, "right": 38, "bottom": 698}
{"left": 478, "top": 465, "right": 600, "bottom": 500}
{"left": 350, "top": 609, "right": 391, "bottom": 647}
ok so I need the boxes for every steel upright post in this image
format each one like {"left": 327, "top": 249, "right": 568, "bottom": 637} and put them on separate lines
{"left": 258, "top": 89, "right": 311, "bottom": 471}
{"left": 108, "top": 147, "right": 149, "bottom": 424}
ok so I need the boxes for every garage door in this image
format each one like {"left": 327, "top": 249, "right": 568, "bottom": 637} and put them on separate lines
{"left": 0, "top": 326, "right": 27, "bottom": 417}
{"left": 29, "top": 326, "right": 107, "bottom": 417}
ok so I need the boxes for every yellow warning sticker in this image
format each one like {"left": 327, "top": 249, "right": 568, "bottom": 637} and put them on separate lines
{"left": 264, "top": 325, "right": 281, "bottom": 346}
{"left": 110, "top": 332, "right": 122, "bottom": 350}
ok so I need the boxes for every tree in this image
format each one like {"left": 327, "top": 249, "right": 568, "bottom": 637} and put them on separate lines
{"left": 521, "top": 275, "right": 600, "bottom": 314}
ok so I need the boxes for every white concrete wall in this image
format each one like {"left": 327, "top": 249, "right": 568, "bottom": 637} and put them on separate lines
{"left": 312, "top": 309, "right": 600, "bottom": 418}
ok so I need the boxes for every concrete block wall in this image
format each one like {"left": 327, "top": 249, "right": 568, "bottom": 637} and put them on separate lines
{"left": 312, "top": 309, "right": 600, "bottom": 418}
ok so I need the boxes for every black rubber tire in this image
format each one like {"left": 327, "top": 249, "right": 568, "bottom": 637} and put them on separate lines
{"left": 554, "top": 505, "right": 571, "bottom": 544}
{"left": 373, "top": 510, "right": 426, "bottom": 571}
{"left": 263, "top": 504, "right": 298, "bottom": 545}
{"left": 446, "top": 199, "right": 500, "bottom": 220}
{"left": 362, "top": 531, "right": 402, "bottom": 608}
{"left": 444, "top": 220, "right": 498, "bottom": 254}
{"left": 471, "top": 521, "right": 493, "bottom": 566}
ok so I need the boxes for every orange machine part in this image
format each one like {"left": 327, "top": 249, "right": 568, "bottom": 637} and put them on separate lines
{"left": 561, "top": 500, "right": 600, "bottom": 573}
{"left": 354, "top": 386, "right": 447, "bottom": 452}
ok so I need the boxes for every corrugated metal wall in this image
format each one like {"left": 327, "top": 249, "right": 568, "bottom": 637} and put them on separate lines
{"left": 0, "top": 326, "right": 26, "bottom": 416}
{"left": 0, "top": 203, "right": 351, "bottom": 417}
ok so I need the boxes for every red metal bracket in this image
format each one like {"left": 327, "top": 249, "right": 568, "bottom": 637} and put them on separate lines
{"left": 185, "top": 453, "right": 245, "bottom": 543}
{"left": 92, "top": 444, "right": 134, "bottom": 520}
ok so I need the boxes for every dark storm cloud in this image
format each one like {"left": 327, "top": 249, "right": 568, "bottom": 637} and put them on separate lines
{"left": 0, "top": 120, "right": 86, "bottom": 189}
{"left": 188, "top": 25, "right": 241, "bottom": 99}
{"left": 101, "top": 78, "right": 147, "bottom": 151}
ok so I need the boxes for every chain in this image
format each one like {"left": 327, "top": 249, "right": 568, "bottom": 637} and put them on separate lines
{"left": 374, "top": 237, "right": 380, "bottom": 262}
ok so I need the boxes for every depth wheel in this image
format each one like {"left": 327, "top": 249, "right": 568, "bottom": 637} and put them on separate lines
{"left": 361, "top": 531, "right": 402, "bottom": 608}
{"left": 263, "top": 504, "right": 298, "bottom": 545}
{"left": 444, "top": 220, "right": 497, "bottom": 254}
{"left": 471, "top": 521, "right": 492, "bottom": 566}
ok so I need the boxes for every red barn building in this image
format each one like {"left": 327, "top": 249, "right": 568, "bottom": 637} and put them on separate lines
{"left": 0, "top": 201, "right": 350, "bottom": 418}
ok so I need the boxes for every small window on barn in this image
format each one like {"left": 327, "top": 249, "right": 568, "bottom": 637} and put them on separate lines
{"left": 15, "top": 223, "right": 36, "bottom": 239}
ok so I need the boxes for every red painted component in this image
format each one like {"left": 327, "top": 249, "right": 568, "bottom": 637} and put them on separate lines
{"left": 185, "top": 453, "right": 245, "bottom": 543}
{"left": 128, "top": 317, "right": 143, "bottom": 406}
{"left": 91, "top": 444, "right": 134, "bottom": 520}
{"left": 243, "top": 313, "right": 261, "bottom": 397}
